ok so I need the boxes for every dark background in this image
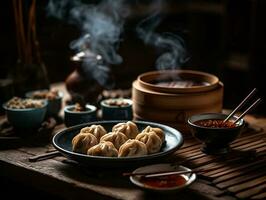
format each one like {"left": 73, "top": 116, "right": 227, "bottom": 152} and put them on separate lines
{"left": 0, "top": 0, "right": 265, "bottom": 114}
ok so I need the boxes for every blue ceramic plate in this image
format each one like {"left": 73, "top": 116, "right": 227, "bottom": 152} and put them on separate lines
{"left": 52, "top": 120, "right": 183, "bottom": 168}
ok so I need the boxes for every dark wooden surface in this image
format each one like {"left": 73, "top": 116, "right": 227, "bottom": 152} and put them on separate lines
{"left": 0, "top": 114, "right": 265, "bottom": 200}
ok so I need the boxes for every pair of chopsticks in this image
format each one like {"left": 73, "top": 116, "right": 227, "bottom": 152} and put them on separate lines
{"left": 223, "top": 88, "right": 262, "bottom": 124}
{"left": 123, "top": 167, "right": 216, "bottom": 178}
{"left": 123, "top": 170, "right": 197, "bottom": 178}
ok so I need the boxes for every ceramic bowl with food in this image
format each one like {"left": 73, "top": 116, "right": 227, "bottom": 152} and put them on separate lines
{"left": 53, "top": 120, "right": 183, "bottom": 167}
{"left": 25, "top": 89, "right": 63, "bottom": 117}
{"left": 64, "top": 103, "right": 97, "bottom": 127}
{"left": 2, "top": 97, "right": 48, "bottom": 130}
{"left": 100, "top": 98, "right": 133, "bottom": 120}
{"left": 130, "top": 163, "right": 196, "bottom": 193}
{"left": 187, "top": 113, "right": 245, "bottom": 154}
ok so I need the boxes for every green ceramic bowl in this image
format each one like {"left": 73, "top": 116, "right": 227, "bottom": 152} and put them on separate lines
{"left": 100, "top": 98, "right": 133, "bottom": 120}
{"left": 64, "top": 104, "right": 97, "bottom": 127}
{"left": 3, "top": 99, "right": 48, "bottom": 130}
{"left": 25, "top": 89, "right": 63, "bottom": 117}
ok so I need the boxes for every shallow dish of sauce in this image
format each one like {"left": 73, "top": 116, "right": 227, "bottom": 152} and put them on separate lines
{"left": 130, "top": 163, "right": 196, "bottom": 192}
{"left": 139, "top": 174, "right": 188, "bottom": 188}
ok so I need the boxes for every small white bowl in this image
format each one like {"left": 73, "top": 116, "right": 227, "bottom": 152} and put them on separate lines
{"left": 130, "top": 163, "right": 196, "bottom": 193}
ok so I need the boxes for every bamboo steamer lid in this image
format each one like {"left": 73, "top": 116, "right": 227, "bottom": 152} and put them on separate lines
{"left": 132, "top": 70, "right": 224, "bottom": 133}
{"left": 138, "top": 70, "right": 220, "bottom": 94}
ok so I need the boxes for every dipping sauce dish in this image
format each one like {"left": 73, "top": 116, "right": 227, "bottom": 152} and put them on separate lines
{"left": 188, "top": 113, "right": 245, "bottom": 154}
{"left": 130, "top": 163, "right": 196, "bottom": 193}
{"left": 138, "top": 174, "right": 187, "bottom": 188}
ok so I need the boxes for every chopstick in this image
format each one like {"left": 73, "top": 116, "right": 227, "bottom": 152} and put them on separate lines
{"left": 123, "top": 170, "right": 195, "bottom": 178}
{"left": 223, "top": 88, "right": 257, "bottom": 123}
{"left": 233, "top": 98, "right": 262, "bottom": 124}
{"left": 28, "top": 151, "right": 61, "bottom": 162}
{"left": 123, "top": 168, "right": 213, "bottom": 178}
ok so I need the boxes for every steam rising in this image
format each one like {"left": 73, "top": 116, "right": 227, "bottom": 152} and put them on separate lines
{"left": 136, "top": 3, "right": 188, "bottom": 70}
{"left": 47, "top": 0, "right": 187, "bottom": 88}
{"left": 47, "top": 0, "right": 129, "bottom": 88}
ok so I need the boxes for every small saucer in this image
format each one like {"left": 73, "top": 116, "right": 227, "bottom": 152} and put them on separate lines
{"left": 129, "top": 163, "right": 196, "bottom": 193}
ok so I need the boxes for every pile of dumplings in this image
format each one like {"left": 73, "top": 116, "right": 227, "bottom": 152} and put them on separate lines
{"left": 72, "top": 121, "right": 165, "bottom": 157}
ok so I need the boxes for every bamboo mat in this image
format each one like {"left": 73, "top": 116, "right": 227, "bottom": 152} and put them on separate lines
{"left": 169, "top": 124, "right": 266, "bottom": 199}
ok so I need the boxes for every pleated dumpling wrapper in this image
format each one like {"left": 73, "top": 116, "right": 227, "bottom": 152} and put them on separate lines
{"left": 112, "top": 121, "right": 139, "bottom": 139}
{"left": 80, "top": 124, "right": 107, "bottom": 142}
{"left": 136, "top": 131, "right": 162, "bottom": 154}
{"left": 100, "top": 131, "right": 128, "bottom": 150}
{"left": 87, "top": 141, "right": 118, "bottom": 157}
{"left": 72, "top": 133, "right": 98, "bottom": 154}
{"left": 141, "top": 126, "right": 165, "bottom": 143}
{"left": 118, "top": 139, "right": 147, "bottom": 157}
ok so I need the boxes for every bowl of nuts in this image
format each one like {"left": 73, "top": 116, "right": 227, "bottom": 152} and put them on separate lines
{"left": 25, "top": 89, "right": 63, "bottom": 117}
{"left": 100, "top": 98, "right": 133, "bottom": 120}
{"left": 64, "top": 103, "right": 97, "bottom": 127}
{"left": 2, "top": 97, "right": 48, "bottom": 130}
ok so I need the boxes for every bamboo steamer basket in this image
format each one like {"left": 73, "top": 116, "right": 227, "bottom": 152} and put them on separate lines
{"left": 132, "top": 70, "right": 224, "bottom": 133}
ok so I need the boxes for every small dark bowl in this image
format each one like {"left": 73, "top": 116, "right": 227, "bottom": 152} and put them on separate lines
{"left": 64, "top": 104, "right": 97, "bottom": 127}
{"left": 187, "top": 113, "right": 245, "bottom": 154}
{"left": 25, "top": 89, "right": 63, "bottom": 117}
{"left": 100, "top": 98, "right": 133, "bottom": 120}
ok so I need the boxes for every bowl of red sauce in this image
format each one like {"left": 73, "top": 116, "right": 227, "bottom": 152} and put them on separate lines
{"left": 130, "top": 163, "right": 196, "bottom": 193}
{"left": 187, "top": 113, "right": 245, "bottom": 154}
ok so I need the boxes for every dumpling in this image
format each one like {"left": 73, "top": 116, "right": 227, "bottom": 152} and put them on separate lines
{"left": 87, "top": 141, "right": 118, "bottom": 157}
{"left": 100, "top": 131, "right": 128, "bottom": 150}
{"left": 142, "top": 126, "right": 165, "bottom": 143}
{"left": 80, "top": 125, "right": 107, "bottom": 142}
{"left": 136, "top": 131, "right": 162, "bottom": 154}
{"left": 72, "top": 133, "right": 98, "bottom": 154}
{"left": 118, "top": 139, "right": 147, "bottom": 157}
{"left": 112, "top": 121, "right": 139, "bottom": 139}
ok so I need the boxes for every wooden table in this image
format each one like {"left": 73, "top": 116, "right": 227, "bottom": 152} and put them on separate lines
{"left": 0, "top": 84, "right": 265, "bottom": 200}
{"left": 0, "top": 114, "right": 265, "bottom": 200}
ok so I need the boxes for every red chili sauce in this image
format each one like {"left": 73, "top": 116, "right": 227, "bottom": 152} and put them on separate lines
{"left": 194, "top": 119, "right": 236, "bottom": 128}
{"left": 140, "top": 175, "right": 187, "bottom": 188}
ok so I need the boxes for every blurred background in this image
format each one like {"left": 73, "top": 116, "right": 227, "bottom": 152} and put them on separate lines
{"left": 0, "top": 0, "right": 265, "bottom": 114}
